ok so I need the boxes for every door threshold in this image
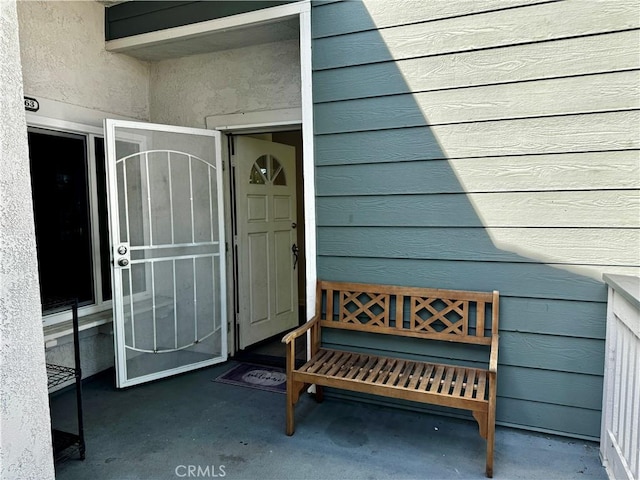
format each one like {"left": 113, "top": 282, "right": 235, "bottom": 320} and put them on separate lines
{"left": 233, "top": 329, "right": 306, "bottom": 369}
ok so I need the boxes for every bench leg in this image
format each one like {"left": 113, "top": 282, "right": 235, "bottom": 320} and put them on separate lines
{"left": 315, "top": 385, "right": 324, "bottom": 403}
{"left": 486, "top": 374, "right": 497, "bottom": 478}
{"left": 486, "top": 418, "right": 495, "bottom": 478}
{"left": 472, "top": 410, "right": 494, "bottom": 478}
{"left": 286, "top": 382, "right": 296, "bottom": 436}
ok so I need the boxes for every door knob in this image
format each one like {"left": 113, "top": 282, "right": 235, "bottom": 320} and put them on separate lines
{"left": 118, "top": 258, "right": 129, "bottom": 267}
{"left": 292, "top": 244, "right": 299, "bottom": 270}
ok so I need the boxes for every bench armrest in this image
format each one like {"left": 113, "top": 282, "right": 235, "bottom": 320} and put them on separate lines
{"left": 282, "top": 315, "right": 320, "bottom": 344}
{"left": 489, "top": 335, "right": 499, "bottom": 374}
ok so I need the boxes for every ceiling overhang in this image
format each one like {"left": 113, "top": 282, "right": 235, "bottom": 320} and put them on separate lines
{"left": 105, "top": 2, "right": 303, "bottom": 61}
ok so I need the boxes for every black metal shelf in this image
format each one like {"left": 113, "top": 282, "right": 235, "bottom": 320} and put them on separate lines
{"left": 46, "top": 299, "right": 85, "bottom": 463}
{"left": 46, "top": 364, "right": 77, "bottom": 389}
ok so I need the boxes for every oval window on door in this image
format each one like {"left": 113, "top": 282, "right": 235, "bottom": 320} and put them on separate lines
{"left": 249, "top": 155, "right": 286, "bottom": 186}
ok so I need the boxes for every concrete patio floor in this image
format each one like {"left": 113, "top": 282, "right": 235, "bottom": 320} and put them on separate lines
{"left": 51, "top": 361, "right": 607, "bottom": 480}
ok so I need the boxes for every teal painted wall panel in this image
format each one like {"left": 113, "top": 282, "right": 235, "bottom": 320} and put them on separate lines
{"left": 322, "top": 329, "right": 604, "bottom": 376}
{"left": 314, "top": 94, "right": 439, "bottom": 134}
{"left": 317, "top": 226, "right": 527, "bottom": 262}
{"left": 316, "top": 161, "right": 466, "bottom": 195}
{"left": 497, "top": 366, "right": 602, "bottom": 411}
{"left": 309, "top": 0, "right": 630, "bottom": 441}
{"left": 496, "top": 397, "right": 601, "bottom": 439}
{"left": 316, "top": 226, "right": 619, "bottom": 268}
{"left": 316, "top": 195, "right": 484, "bottom": 227}
{"left": 313, "top": 63, "right": 412, "bottom": 103}
{"left": 315, "top": 127, "right": 443, "bottom": 165}
{"left": 326, "top": 390, "right": 601, "bottom": 440}
{"left": 497, "top": 297, "right": 606, "bottom": 339}
{"left": 316, "top": 256, "right": 606, "bottom": 302}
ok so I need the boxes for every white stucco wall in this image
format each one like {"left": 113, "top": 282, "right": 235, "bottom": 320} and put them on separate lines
{"left": 17, "top": 0, "right": 150, "bottom": 120}
{"left": 0, "top": 1, "right": 55, "bottom": 478}
{"left": 149, "top": 39, "right": 301, "bottom": 128}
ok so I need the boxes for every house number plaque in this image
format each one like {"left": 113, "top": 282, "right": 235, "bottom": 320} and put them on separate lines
{"left": 24, "top": 96, "right": 39, "bottom": 112}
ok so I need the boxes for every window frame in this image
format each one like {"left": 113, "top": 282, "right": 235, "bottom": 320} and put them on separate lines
{"left": 26, "top": 116, "right": 112, "bottom": 327}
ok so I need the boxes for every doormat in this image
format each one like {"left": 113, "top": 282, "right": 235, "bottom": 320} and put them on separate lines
{"left": 213, "top": 363, "right": 287, "bottom": 394}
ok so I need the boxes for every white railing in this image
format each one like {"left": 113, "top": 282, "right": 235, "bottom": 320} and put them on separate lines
{"left": 601, "top": 274, "right": 640, "bottom": 480}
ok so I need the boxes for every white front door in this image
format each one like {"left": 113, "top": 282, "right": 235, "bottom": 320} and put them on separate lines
{"left": 105, "top": 119, "right": 227, "bottom": 388}
{"left": 233, "top": 136, "right": 299, "bottom": 349}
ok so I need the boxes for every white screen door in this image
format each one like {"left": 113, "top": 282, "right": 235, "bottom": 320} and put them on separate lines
{"left": 234, "top": 136, "right": 298, "bottom": 349}
{"left": 105, "top": 119, "right": 227, "bottom": 388}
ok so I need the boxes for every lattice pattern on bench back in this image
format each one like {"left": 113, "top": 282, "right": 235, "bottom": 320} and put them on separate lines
{"left": 317, "top": 281, "right": 499, "bottom": 345}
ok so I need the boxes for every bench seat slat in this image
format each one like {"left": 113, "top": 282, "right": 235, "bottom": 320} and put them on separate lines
{"left": 418, "top": 364, "right": 435, "bottom": 391}
{"left": 365, "top": 357, "right": 390, "bottom": 384}
{"left": 297, "top": 349, "right": 490, "bottom": 408}
{"left": 464, "top": 370, "right": 477, "bottom": 399}
{"left": 441, "top": 366, "right": 456, "bottom": 395}
{"left": 325, "top": 351, "right": 354, "bottom": 377}
{"left": 354, "top": 356, "right": 377, "bottom": 381}
{"left": 387, "top": 360, "right": 410, "bottom": 387}
{"left": 476, "top": 371, "right": 487, "bottom": 400}
{"left": 302, "top": 349, "right": 333, "bottom": 374}
{"left": 452, "top": 367, "right": 466, "bottom": 397}
{"left": 344, "top": 354, "right": 369, "bottom": 380}
{"left": 335, "top": 352, "right": 362, "bottom": 379}
{"left": 407, "top": 362, "right": 425, "bottom": 390}
{"left": 428, "top": 366, "right": 445, "bottom": 393}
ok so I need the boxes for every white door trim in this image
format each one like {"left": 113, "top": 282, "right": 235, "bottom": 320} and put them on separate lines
{"left": 205, "top": 108, "right": 302, "bottom": 133}
{"left": 105, "top": 0, "right": 317, "bottom": 339}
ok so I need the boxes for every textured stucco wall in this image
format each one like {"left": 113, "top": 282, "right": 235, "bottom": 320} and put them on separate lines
{"left": 17, "top": 0, "right": 150, "bottom": 120}
{"left": 150, "top": 39, "right": 301, "bottom": 128}
{"left": 0, "top": 1, "right": 55, "bottom": 478}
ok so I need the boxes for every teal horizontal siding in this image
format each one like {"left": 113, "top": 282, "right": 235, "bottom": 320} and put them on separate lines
{"left": 327, "top": 390, "right": 601, "bottom": 440}
{"left": 312, "top": 4, "right": 639, "bottom": 71}
{"left": 316, "top": 226, "right": 638, "bottom": 268}
{"left": 309, "top": 0, "right": 636, "bottom": 440}
{"left": 316, "top": 192, "right": 639, "bottom": 229}
{"left": 314, "top": 71, "right": 639, "bottom": 134}
{"left": 311, "top": 0, "right": 551, "bottom": 39}
{"left": 315, "top": 111, "right": 639, "bottom": 164}
{"left": 313, "top": 31, "right": 640, "bottom": 103}
{"left": 316, "top": 256, "right": 606, "bottom": 303}
{"left": 322, "top": 329, "right": 604, "bottom": 376}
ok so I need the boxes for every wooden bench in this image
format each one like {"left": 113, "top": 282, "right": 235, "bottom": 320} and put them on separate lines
{"left": 282, "top": 280, "right": 500, "bottom": 478}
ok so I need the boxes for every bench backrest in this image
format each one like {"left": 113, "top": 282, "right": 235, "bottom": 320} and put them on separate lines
{"left": 316, "top": 280, "right": 499, "bottom": 345}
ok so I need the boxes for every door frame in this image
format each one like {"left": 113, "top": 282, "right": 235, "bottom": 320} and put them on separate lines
{"left": 215, "top": 125, "right": 304, "bottom": 356}
{"left": 106, "top": 1, "right": 318, "bottom": 356}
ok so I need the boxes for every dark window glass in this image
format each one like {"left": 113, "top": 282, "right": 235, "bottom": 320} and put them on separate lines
{"left": 28, "top": 129, "right": 94, "bottom": 312}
